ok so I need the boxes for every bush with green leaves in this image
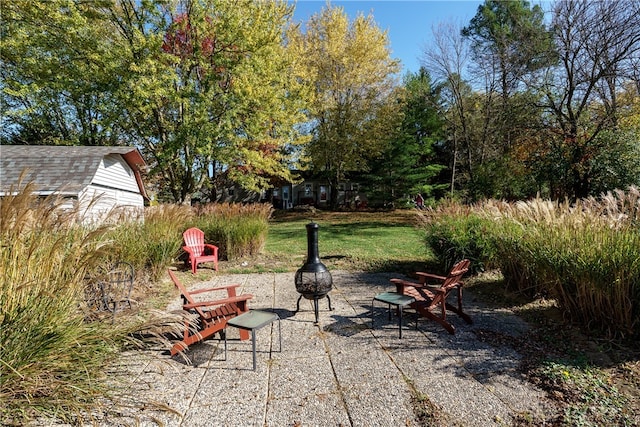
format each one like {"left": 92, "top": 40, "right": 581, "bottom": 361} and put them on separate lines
{"left": 421, "top": 188, "right": 640, "bottom": 337}
{"left": 194, "top": 203, "right": 272, "bottom": 261}
{"left": 418, "top": 201, "right": 498, "bottom": 273}
{"left": 535, "top": 358, "right": 633, "bottom": 425}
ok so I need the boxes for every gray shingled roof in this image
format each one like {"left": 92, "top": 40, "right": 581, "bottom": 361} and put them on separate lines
{"left": 0, "top": 145, "right": 146, "bottom": 196}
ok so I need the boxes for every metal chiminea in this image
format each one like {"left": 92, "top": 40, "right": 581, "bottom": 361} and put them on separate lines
{"left": 294, "top": 222, "right": 333, "bottom": 324}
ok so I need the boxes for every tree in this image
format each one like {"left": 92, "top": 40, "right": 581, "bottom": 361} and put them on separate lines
{"left": 422, "top": 22, "right": 474, "bottom": 197}
{"left": 460, "top": 0, "right": 554, "bottom": 199}
{"left": 535, "top": 0, "right": 640, "bottom": 199}
{"left": 1, "top": 0, "right": 308, "bottom": 203}
{"left": 364, "top": 68, "right": 446, "bottom": 207}
{"left": 1, "top": 0, "right": 122, "bottom": 146}
{"left": 462, "top": 0, "right": 553, "bottom": 102}
{"left": 289, "top": 4, "right": 402, "bottom": 209}
{"left": 108, "top": 0, "right": 309, "bottom": 203}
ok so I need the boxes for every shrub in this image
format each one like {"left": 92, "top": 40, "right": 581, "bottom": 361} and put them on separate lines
{"left": 418, "top": 200, "right": 497, "bottom": 273}
{"left": 422, "top": 188, "right": 640, "bottom": 338}
{"left": 98, "top": 202, "right": 270, "bottom": 275}
{"left": 0, "top": 186, "right": 123, "bottom": 423}
{"left": 194, "top": 203, "right": 271, "bottom": 260}
{"left": 101, "top": 204, "right": 192, "bottom": 281}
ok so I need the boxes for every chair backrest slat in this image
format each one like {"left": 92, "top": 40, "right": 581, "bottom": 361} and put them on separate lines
{"left": 167, "top": 270, "right": 208, "bottom": 318}
{"left": 442, "top": 259, "right": 470, "bottom": 289}
{"left": 183, "top": 228, "right": 206, "bottom": 257}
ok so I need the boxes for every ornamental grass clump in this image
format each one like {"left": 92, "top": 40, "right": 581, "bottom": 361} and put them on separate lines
{"left": 418, "top": 200, "right": 499, "bottom": 273}
{"left": 422, "top": 188, "right": 639, "bottom": 337}
{"left": 0, "top": 185, "right": 123, "bottom": 424}
{"left": 194, "top": 202, "right": 272, "bottom": 260}
{"left": 0, "top": 187, "right": 187, "bottom": 424}
{"left": 103, "top": 204, "right": 192, "bottom": 281}
{"left": 538, "top": 189, "right": 638, "bottom": 338}
{"left": 481, "top": 198, "right": 558, "bottom": 296}
{"left": 484, "top": 187, "right": 640, "bottom": 338}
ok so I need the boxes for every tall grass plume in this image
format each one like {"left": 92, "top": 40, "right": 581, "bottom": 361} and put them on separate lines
{"left": 420, "top": 187, "right": 640, "bottom": 338}
{"left": 0, "top": 184, "right": 122, "bottom": 424}
{"left": 194, "top": 203, "right": 272, "bottom": 260}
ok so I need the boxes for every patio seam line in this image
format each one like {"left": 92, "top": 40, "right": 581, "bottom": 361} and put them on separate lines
{"left": 467, "top": 369, "right": 525, "bottom": 415}
{"left": 262, "top": 272, "right": 278, "bottom": 427}
{"left": 319, "top": 290, "right": 355, "bottom": 427}
{"left": 179, "top": 346, "right": 218, "bottom": 427}
{"left": 368, "top": 305, "right": 448, "bottom": 421}
{"left": 427, "top": 328, "right": 522, "bottom": 417}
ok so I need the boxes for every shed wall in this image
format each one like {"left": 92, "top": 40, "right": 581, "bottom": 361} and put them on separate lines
{"left": 79, "top": 185, "right": 144, "bottom": 224}
{"left": 92, "top": 154, "right": 140, "bottom": 194}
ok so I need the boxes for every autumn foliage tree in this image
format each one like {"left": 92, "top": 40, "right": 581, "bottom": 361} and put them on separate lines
{"left": 111, "top": 0, "right": 308, "bottom": 203}
{"left": 534, "top": 0, "right": 640, "bottom": 199}
{"left": 1, "top": 0, "right": 308, "bottom": 203}
{"left": 422, "top": 0, "right": 639, "bottom": 200}
{"left": 4, "top": 0, "right": 638, "bottom": 204}
{"left": 1, "top": 0, "right": 121, "bottom": 146}
{"left": 288, "top": 4, "right": 403, "bottom": 209}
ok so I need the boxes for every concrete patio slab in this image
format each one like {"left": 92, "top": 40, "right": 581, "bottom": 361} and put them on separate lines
{"left": 89, "top": 270, "right": 558, "bottom": 426}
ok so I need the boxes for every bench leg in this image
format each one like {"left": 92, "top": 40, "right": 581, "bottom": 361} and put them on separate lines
{"left": 251, "top": 329, "right": 257, "bottom": 371}
{"left": 278, "top": 317, "right": 282, "bottom": 353}
{"left": 371, "top": 299, "right": 405, "bottom": 339}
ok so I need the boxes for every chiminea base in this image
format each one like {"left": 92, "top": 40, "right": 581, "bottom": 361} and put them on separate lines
{"left": 295, "top": 294, "right": 333, "bottom": 324}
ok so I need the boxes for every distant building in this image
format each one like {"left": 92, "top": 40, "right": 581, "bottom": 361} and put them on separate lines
{"left": 271, "top": 174, "right": 366, "bottom": 210}
{"left": 0, "top": 145, "right": 148, "bottom": 224}
{"left": 190, "top": 172, "right": 366, "bottom": 210}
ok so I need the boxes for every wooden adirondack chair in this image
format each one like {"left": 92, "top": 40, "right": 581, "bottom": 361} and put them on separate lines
{"left": 168, "top": 270, "right": 253, "bottom": 356}
{"left": 390, "top": 259, "right": 472, "bottom": 334}
{"left": 183, "top": 227, "right": 219, "bottom": 274}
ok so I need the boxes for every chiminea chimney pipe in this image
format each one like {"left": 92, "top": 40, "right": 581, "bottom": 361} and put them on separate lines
{"left": 294, "top": 221, "right": 333, "bottom": 324}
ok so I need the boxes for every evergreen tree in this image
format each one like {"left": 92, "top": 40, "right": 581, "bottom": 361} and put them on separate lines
{"left": 364, "top": 69, "right": 446, "bottom": 207}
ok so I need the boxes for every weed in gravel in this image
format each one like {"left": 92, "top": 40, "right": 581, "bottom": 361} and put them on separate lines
{"left": 535, "top": 359, "right": 633, "bottom": 426}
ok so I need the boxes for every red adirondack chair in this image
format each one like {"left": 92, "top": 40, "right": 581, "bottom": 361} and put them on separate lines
{"left": 390, "top": 259, "right": 472, "bottom": 334}
{"left": 168, "top": 270, "right": 253, "bottom": 356}
{"left": 183, "top": 227, "right": 219, "bottom": 274}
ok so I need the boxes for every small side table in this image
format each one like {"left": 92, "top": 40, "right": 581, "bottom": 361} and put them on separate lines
{"left": 372, "top": 292, "right": 415, "bottom": 338}
{"left": 225, "top": 310, "right": 281, "bottom": 371}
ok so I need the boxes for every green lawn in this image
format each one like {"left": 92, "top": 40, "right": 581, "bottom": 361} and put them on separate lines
{"left": 259, "top": 210, "right": 433, "bottom": 273}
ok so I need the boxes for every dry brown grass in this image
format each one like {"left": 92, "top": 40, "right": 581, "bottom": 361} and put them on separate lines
{"left": 0, "top": 186, "right": 187, "bottom": 424}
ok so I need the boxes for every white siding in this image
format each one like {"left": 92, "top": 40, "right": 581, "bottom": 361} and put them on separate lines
{"left": 92, "top": 154, "right": 140, "bottom": 193}
{"left": 78, "top": 185, "right": 144, "bottom": 225}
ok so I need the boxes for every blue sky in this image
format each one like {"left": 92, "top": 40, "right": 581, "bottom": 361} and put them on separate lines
{"left": 290, "top": 1, "right": 484, "bottom": 75}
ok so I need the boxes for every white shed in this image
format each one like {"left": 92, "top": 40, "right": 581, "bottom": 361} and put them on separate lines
{"left": 0, "top": 145, "right": 148, "bottom": 224}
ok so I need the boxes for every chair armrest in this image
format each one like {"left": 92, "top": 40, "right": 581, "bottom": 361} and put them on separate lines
{"left": 443, "top": 281, "right": 464, "bottom": 290}
{"left": 188, "top": 284, "right": 242, "bottom": 295}
{"left": 183, "top": 246, "right": 195, "bottom": 255}
{"left": 203, "top": 244, "right": 218, "bottom": 256}
{"left": 183, "top": 293, "right": 253, "bottom": 310}
{"left": 391, "top": 278, "right": 446, "bottom": 294}
{"left": 391, "top": 278, "right": 427, "bottom": 288}
{"left": 390, "top": 278, "right": 423, "bottom": 291}
{"left": 415, "top": 272, "right": 446, "bottom": 282}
